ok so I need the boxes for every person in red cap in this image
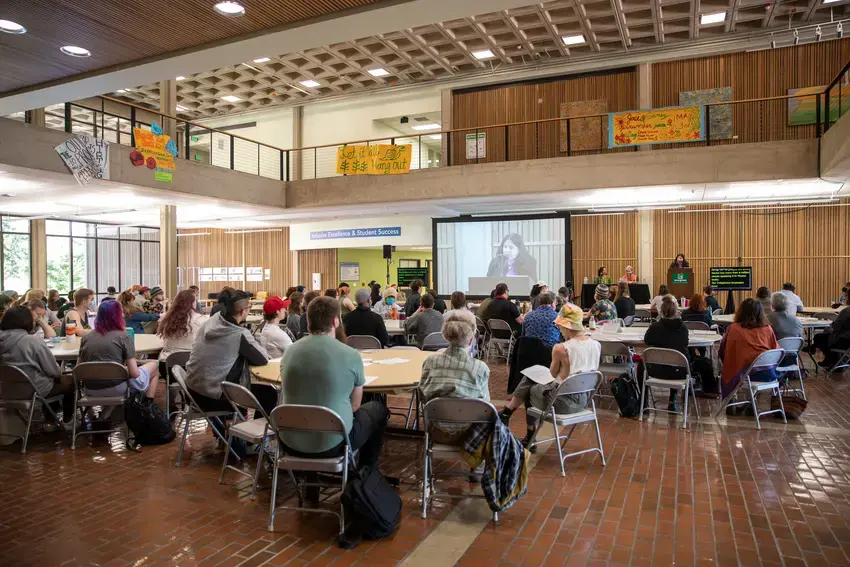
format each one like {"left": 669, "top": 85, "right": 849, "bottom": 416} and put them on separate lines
{"left": 256, "top": 296, "right": 292, "bottom": 358}
{"left": 134, "top": 286, "right": 151, "bottom": 311}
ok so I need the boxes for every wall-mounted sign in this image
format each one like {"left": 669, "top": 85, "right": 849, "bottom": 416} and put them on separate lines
{"left": 465, "top": 132, "right": 486, "bottom": 159}
{"left": 340, "top": 262, "right": 360, "bottom": 281}
{"left": 130, "top": 122, "right": 177, "bottom": 182}
{"left": 264, "top": 269, "right": 271, "bottom": 281}
{"left": 336, "top": 144, "right": 411, "bottom": 175}
{"left": 397, "top": 267, "right": 429, "bottom": 286}
{"left": 310, "top": 227, "right": 401, "bottom": 241}
{"left": 609, "top": 106, "right": 704, "bottom": 147}
{"left": 55, "top": 134, "right": 110, "bottom": 186}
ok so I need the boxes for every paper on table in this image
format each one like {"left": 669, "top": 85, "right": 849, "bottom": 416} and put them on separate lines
{"left": 373, "top": 358, "right": 410, "bottom": 365}
{"left": 361, "top": 358, "right": 373, "bottom": 362}
{"left": 520, "top": 365, "right": 555, "bottom": 385}
{"left": 363, "top": 362, "right": 373, "bottom": 367}
{"left": 364, "top": 376, "right": 379, "bottom": 385}
{"left": 268, "top": 357, "right": 283, "bottom": 364}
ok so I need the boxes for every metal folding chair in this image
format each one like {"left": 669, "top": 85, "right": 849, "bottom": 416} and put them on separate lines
{"left": 622, "top": 315, "right": 635, "bottom": 327}
{"left": 220, "top": 382, "right": 275, "bottom": 498}
{"left": 814, "top": 312, "right": 839, "bottom": 321}
{"left": 684, "top": 321, "right": 710, "bottom": 331}
{"left": 284, "top": 327, "right": 297, "bottom": 343}
{"left": 639, "top": 348, "right": 699, "bottom": 428}
{"left": 0, "top": 365, "right": 64, "bottom": 453}
{"left": 267, "top": 405, "right": 357, "bottom": 539}
{"left": 486, "top": 319, "right": 514, "bottom": 363}
{"left": 346, "top": 335, "right": 382, "bottom": 350}
{"left": 777, "top": 337, "right": 806, "bottom": 400}
{"left": 170, "top": 365, "right": 239, "bottom": 467}
{"left": 634, "top": 309, "right": 652, "bottom": 322}
{"left": 165, "top": 351, "right": 190, "bottom": 418}
{"left": 421, "top": 332, "right": 449, "bottom": 351}
{"left": 71, "top": 362, "right": 129, "bottom": 449}
{"left": 714, "top": 349, "right": 787, "bottom": 429}
{"left": 421, "top": 397, "right": 499, "bottom": 521}
{"left": 525, "top": 371, "right": 606, "bottom": 476}
{"left": 597, "top": 342, "right": 633, "bottom": 399}
{"left": 475, "top": 316, "right": 489, "bottom": 360}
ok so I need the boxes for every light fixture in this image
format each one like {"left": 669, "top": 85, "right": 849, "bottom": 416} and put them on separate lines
{"left": 428, "top": 134, "right": 442, "bottom": 140}
{"left": 299, "top": 79, "right": 321, "bottom": 88}
{"left": 0, "top": 19, "right": 26, "bottom": 34}
{"left": 221, "top": 95, "right": 241, "bottom": 103}
{"left": 722, "top": 198, "right": 836, "bottom": 207}
{"left": 116, "top": 88, "right": 132, "bottom": 93}
{"left": 700, "top": 12, "right": 726, "bottom": 25}
{"left": 60, "top": 45, "right": 91, "bottom": 58}
{"left": 214, "top": 1, "right": 245, "bottom": 16}
{"left": 824, "top": 0, "right": 841, "bottom": 4}
{"left": 562, "top": 34, "right": 585, "bottom": 46}
{"left": 176, "top": 76, "right": 186, "bottom": 81}
{"left": 177, "top": 232, "right": 211, "bottom": 237}
{"left": 571, "top": 212, "right": 626, "bottom": 217}
{"left": 411, "top": 123, "right": 440, "bottom": 131}
{"left": 176, "top": 105, "right": 187, "bottom": 111}
{"left": 252, "top": 57, "right": 271, "bottom": 63}
{"left": 368, "top": 68, "right": 390, "bottom": 77}
{"left": 472, "top": 49, "right": 495, "bottom": 59}
{"left": 224, "top": 228, "right": 282, "bottom": 234}
{"left": 75, "top": 208, "right": 137, "bottom": 217}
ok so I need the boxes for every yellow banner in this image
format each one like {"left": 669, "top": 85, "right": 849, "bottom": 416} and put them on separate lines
{"left": 336, "top": 144, "right": 412, "bottom": 175}
{"left": 132, "top": 127, "right": 176, "bottom": 181}
{"left": 609, "top": 106, "right": 705, "bottom": 147}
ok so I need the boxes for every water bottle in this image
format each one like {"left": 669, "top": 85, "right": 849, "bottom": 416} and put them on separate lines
{"left": 589, "top": 316, "right": 597, "bottom": 330}
{"left": 583, "top": 276, "right": 588, "bottom": 284}
{"left": 680, "top": 296, "right": 686, "bottom": 308}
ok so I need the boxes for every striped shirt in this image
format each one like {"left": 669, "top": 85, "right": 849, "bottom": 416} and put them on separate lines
{"left": 419, "top": 346, "right": 490, "bottom": 403}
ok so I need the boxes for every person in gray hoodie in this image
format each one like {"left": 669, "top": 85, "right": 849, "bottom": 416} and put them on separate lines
{"left": 184, "top": 290, "right": 275, "bottom": 413}
{"left": 0, "top": 306, "right": 74, "bottom": 423}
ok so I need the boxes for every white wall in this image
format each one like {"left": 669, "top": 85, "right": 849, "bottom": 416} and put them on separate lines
{"left": 290, "top": 215, "right": 432, "bottom": 250}
{"left": 199, "top": 109, "right": 294, "bottom": 178}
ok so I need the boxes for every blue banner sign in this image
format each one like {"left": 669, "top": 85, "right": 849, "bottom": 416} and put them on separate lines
{"left": 310, "top": 226, "right": 401, "bottom": 240}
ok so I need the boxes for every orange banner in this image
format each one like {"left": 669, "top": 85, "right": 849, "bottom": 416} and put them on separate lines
{"left": 608, "top": 106, "right": 705, "bottom": 147}
{"left": 132, "top": 127, "right": 176, "bottom": 182}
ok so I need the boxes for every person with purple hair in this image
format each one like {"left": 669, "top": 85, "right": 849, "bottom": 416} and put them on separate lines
{"left": 79, "top": 300, "right": 160, "bottom": 401}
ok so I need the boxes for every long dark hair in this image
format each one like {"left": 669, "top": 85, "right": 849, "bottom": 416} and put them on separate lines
{"left": 157, "top": 290, "right": 196, "bottom": 339}
{"left": 498, "top": 233, "right": 529, "bottom": 259}
{"left": 735, "top": 298, "right": 768, "bottom": 329}
{"left": 370, "top": 283, "right": 382, "bottom": 305}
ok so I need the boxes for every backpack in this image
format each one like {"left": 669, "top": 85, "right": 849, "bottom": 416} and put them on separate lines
{"left": 124, "top": 393, "right": 175, "bottom": 445}
{"left": 690, "top": 356, "right": 717, "bottom": 394}
{"left": 611, "top": 373, "right": 641, "bottom": 418}
{"left": 341, "top": 466, "right": 401, "bottom": 545}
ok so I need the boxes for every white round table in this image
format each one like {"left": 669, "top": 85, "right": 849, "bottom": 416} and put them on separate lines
{"left": 589, "top": 327, "right": 722, "bottom": 347}
{"left": 713, "top": 314, "right": 831, "bottom": 329}
{"left": 48, "top": 334, "right": 164, "bottom": 361}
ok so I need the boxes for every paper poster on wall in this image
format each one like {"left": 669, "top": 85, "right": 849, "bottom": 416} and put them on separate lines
{"left": 228, "top": 267, "right": 244, "bottom": 276}
{"left": 213, "top": 275, "right": 228, "bottom": 282}
{"left": 465, "top": 132, "right": 486, "bottom": 159}
{"left": 247, "top": 267, "right": 263, "bottom": 275}
{"left": 559, "top": 100, "right": 607, "bottom": 152}
{"left": 340, "top": 262, "right": 360, "bottom": 282}
{"left": 679, "top": 87, "right": 733, "bottom": 140}
{"left": 200, "top": 268, "right": 213, "bottom": 275}
{"left": 336, "top": 144, "right": 412, "bottom": 175}
{"left": 246, "top": 275, "right": 263, "bottom": 282}
{"left": 213, "top": 268, "right": 227, "bottom": 276}
{"left": 55, "top": 134, "right": 110, "bottom": 186}
{"left": 312, "top": 273, "right": 322, "bottom": 291}
{"left": 264, "top": 269, "right": 271, "bottom": 280}
{"left": 200, "top": 275, "right": 213, "bottom": 282}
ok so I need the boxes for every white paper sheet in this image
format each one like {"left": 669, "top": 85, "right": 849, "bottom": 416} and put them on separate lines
{"left": 373, "top": 358, "right": 410, "bottom": 365}
{"left": 364, "top": 376, "right": 379, "bottom": 385}
{"left": 363, "top": 362, "right": 373, "bottom": 367}
{"left": 520, "top": 364, "right": 555, "bottom": 385}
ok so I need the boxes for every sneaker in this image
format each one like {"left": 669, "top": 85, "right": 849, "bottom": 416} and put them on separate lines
{"left": 520, "top": 434, "right": 538, "bottom": 454}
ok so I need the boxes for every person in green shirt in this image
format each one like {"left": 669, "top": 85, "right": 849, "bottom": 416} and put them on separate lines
{"left": 279, "top": 296, "right": 388, "bottom": 469}
{"left": 593, "top": 266, "right": 613, "bottom": 285}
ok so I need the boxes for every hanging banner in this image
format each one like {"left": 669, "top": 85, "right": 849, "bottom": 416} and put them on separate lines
{"left": 608, "top": 106, "right": 705, "bottom": 147}
{"left": 55, "top": 134, "right": 110, "bottom": 186}
{"left": 335, "top": 144, "right": 411, "bottom": 175}
{"left": 130, "top": 122, "right": 177, "bottom": 182}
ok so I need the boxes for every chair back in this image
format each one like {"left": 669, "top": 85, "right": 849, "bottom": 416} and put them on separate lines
{"left": 165, "top": 350, "right": 191, "bottom": 372}
{"left": 713, "top": 308, "right": 723, "bottom": 315}
{"left": 634, "top": 309, "right": 651, "bottom": 320}
{"left": 284, "top": 327, "right": 297, "bottom": 342}
{"left": 421, "top": 332, "right": 449, "bottom": 351}
{"left": 553, "top": 371, "right": 603, "bottom": 397}
{"left": 642, "top": 347, "right": 690, "bottom": 369}
{"left": 487, "top": 318, "right": 512, "bottom": 334}
{"left": 422, "top": 397, "right": 497, "bottom": 428}
{"left": 346, "top": 335, "right": 382, "bottom": 350}
{"left": 746, "top": 349, "right": 785, "bottom": 375}
{"left": 269, "top": 404, "right": 348, "bottom": 439}
{"left": 600, "top": 341, "right": 630, "bottom": 358}
{"left": 222, "top": 382, "right": 270, "bottom": 422}
{"left": 623, "top": 315, "right": 635, "bottom": 327}
{"left": 0, "top": 364, "right": 38, "bottom": 401}
{"left": 685, "top": 321, "right": 710, "bottom": 331}
{"left": 475, "top": 316, "right": 487, "bottom": 334}
{"left": 778, "top": 337, "right": 804, "bottom": 354}
{"left": 73, "top": 361, "right": 129, "bottom": 382}
{"left": 170, "top": 365, "right": 204, "bottom": 412}
{"left": 814, "top": 312, "right": 838, "bottom": 321}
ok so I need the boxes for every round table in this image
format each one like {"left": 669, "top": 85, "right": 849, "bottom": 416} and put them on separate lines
{"left": 251, "top": 348, "right": 435, "bottom": 393}
{"left": 589, "top": 327, "right": 722, "bottom": 347}
{"left": 801, "top": 306, "right": 845, "bottom": 315}
{"left": 713, "top": 314, "right": 831, "bottom": 329}
{"left": 48, "top": 334, "right": 164, "bottom": 361}
{"left": 384, "top": 319, "right": 407, "bottom": 336}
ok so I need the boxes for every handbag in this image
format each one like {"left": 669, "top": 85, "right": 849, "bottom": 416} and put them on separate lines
{"left": 124, "top": 393, "right": 176, "bottom": 445}
{"left": 611, "top": 373, "right": 641, "bottom": 418}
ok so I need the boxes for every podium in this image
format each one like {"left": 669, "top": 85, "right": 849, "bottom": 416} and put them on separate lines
{"left": 468, "top": 276, "right": 534, "bottom": 296}
{"left": 667, "top": 267, "right": 694, "bottom": 300}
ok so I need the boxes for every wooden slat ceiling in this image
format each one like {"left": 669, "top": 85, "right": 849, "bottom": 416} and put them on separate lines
{"left": 0, "top": 0, "right": 380, "bottom": 93}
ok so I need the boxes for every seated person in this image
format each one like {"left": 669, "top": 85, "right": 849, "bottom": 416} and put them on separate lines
{"left": 812, "top": 294, "right": 850, "bottom": 368}
{"left": 777, "top": 282, "right": 805, "bottom": 315}
{"left": 184, "top": 290, "right": 276, "bottom": 413}
{"left": 27, "top": 300, "right": 57, "bottom": 339}
{"left": 613, "top": 281, "right": 635, "bottom": 319}
{"left": 529, "top": 283, "right": 548, "bottom": 310}
{"left": 589, "top": 284, "right": 618, "bottom": 321}
{"left": 134, "top": 286, "right": 152, "bottom": 310}
{"left": 481, "top": 283, "right": 524, "bottom": 337}
{"left": 324, "top": 288, "right": 338, "bottom": 299}
{"left": 0, "top": 307, "right": 74, "bottom": 425}
{"left": 338, "top": 282, "right": 356, "bottom": 314}
{"left": 650, "top": 284, "right": 670, "bottom": 313}
{"left": 682, "top": 294, "right": 712, "bottom": 326}
{"left": 286, "top": 292, "right": 304, "bottom": 338}
{"left": 427, "top": 290, "right": 448, "bottom": 314}
{"left": 256, "top": 296, "right": 292, "bottom": 358}
{"left": 78, "top": 300, "right": 160, "bottom": 401}
{"left": 476, "top": 289, "right": 496, "bottom": 320}
{"left": 57, "top": 290, "right": 76, "bottom": 319}
{"left": 521, "top": 291, "right": 560, "bottom": 348}
{"left": 644, "top": 297, "right": 690, "bottom": 412}
{"left": 372, "top": 287, "right": 399, "bottom": 318}
{"left": 594, "top": 266, "right": 612, "bottom": 285}
{"left": 343, "top": 288, "right": 390, "bottom": 347}
{"left": 443, "top": 291, "right": 467, "bottom": 315}
{"left": 404, "top": 280, "right": 424, "bottom": 317}
{"left": 767, "top": 292, "right": 802, "bottom": 340}
{"left": 23, "top": 289, "right": 60, "bottom": 329}
{"left": 148, "top": 287, "right": 166, "bottom": 315}
{"left": 622, "top": 265, "right": 637, "bottom": 283}
{"left": 703, "top": 285, "right": 721, "bottom": 313}
{"left": 499, "top": 303, "right": 601, "bottom": 450}
{"left": 300, "top": 291, "right": 321, "bottom": 336}
{"left": 405, "top": 293, "right": 445, "bottom": 346}
{"left": 61, "top": 288, "right": 95, "bottom": 337}
{"left": 419, "top": 309, "right": 490, "bottom": 443}
{"left": 719, "top": 298, "right": 779, "bottom": 401}
{"left": 120, "top": 291, "right": 160, "bottom": 334}
{"left": 755, "top": 286, "right": 772, "bottom": 313}
{"left": 279, "top": 296, "right": 388, "bottom": 471}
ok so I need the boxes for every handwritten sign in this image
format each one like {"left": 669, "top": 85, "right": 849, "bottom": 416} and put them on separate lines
{"left": 336, "top": 144, "right": 412, "bottom": 175}
{"left": 131, "top": 126, "right": 176, "bottom": 182}
{"left": 608, "top": 106, "right": 704, "bottom": 147}
{"left": 55, "top": 134, "right": 110, "bottom": 185}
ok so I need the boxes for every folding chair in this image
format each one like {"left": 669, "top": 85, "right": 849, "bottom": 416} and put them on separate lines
{"left": 71, "top": 362, "right": 129, "bottom": 449}
{"left": 525, "top": 371, "right": 606, "bottom": 476}
{"left": 684, "top": 321, "right": 710, "bottom": 331}
{"left": 0, "top": 365, "right": 64, "bottom": 453}
{"left": 284, "top": 327, "right": 297, "bottom": 343}
{"left": 714, "top": 349, "right": 787, "bottom": 429}
{"left": 486, "top": 319, "right": 514, "bottom": 363}
{"left": 421, "top": 397, "right": 499, "bottom": 521}
{"left": 421, "top": 332, "right": 449, "bottom": 351}
{"left": 165, "top": 351, "right": 190, "bottom": 418}
{"left": 813, "top": 312, "right": 839, "bottom": 322}
{"left": 220, "top": 382, "right": 275, "bottom": 498}
{"left": 597, "top": 342, "right": 634, "bottom": 399}
{"left": 170, "top": 365, "right": 239, "bottom": 467}
{"left": 346, "top": 335, "right": 382, "bottom": 350}
{"left": 267, "top": 405, "right": 357, "bottom": 540}
{"left": 639, "top": 348, "right": 699, "bottom": 428}
{"left": 622, "top": 315, "right": 635, "bottom": 327}
{"left": 777, "top": 337, "right": 806, "bottom": 400}
{"left": 634, "top": 309, "right": 652, "bottom": 322}
{"left": 475, "top": 316, "right": 489, "bottom": 360}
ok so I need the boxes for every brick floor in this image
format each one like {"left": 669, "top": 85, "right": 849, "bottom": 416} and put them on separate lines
{"left": 2, "top": 358, "right": 850, "bottom": 567}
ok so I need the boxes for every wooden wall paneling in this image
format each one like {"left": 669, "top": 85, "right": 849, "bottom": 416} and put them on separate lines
{"left": 243, "top": 230, "right": 294, "bottom": 297}
{"left": 570, "top": 213, "right": 639, "bottom": 285}
{"left": 297, "top": 249, "right": 338, "bottom": 293}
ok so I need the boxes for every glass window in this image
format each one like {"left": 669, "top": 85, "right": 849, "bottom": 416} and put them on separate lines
{"left": 120, "top": 226, "right": 140, "bottom": 240}
{"left": 46, "top": 220, "right": 70, "bottom": 235}
{"left": 3, "top": 233, "right": 30, "bottom": 292}
{"left": 72, "top": 222, "right": 96, "bottom": 237}
{"left": 142, "top": 242, "right": 160, "bottom": 287}
{"left": 46, "top": 236, "right": 71, "bottom": 294}
{"left": 97, "top": 225, "right": 119, "bottom": 239}
{"left": 141, "top": 228, "right": 160, "bottom": 241}
{"left": 2, "top": 217, "right": 29, "bottom": 234}
{"left": 97, "top": 239, "right": 119, "bottom": 293}
{"left": 121, "top": 241, "right": 141, "bottom": 290}
{"left": 72, "top": 238, "right": 92, "bottom": 291}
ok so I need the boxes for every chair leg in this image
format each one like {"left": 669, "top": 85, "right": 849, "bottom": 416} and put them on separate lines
{"left": 682, "top": 385, "right": 689, "bottom": 429}
{"left": 638, "top": 380, "right": 647, "bottom": 421}
{"left": 777, "top": 387, "right": 788, "bottom": 424}
{"left": 797, "top": 368, "right": 806, "bottom": 400}
{"left": 421, "top": 433, "right": 430, "bottom": 519}
{"left": 404, "top": 393, "right": 416, "bottom": 429}
{"left": 219, "top": 431, "right": 233, "bottom": 483}
{"left": 551, "top": 414, "right": 565, "bottom": 477}
{"left": 268, "top": 446, "right": 280, "bottom": 532}
{"left": 251, "top": 439, "right": 266, "bottom": 499}
{"left": 691, "top": 383, "right": 700, "bottom": 420}
{"left": 20, "top": 400, "right": 36, "bottom": 454}
{"left": 177, "top": 416, "right": 191, "bottom": 467}
{"left": 593, "top": 414, "right": 606, "bottom": 466}
{"left": 71, "top": 389, "right": 79, "bottom": 450}
{"left": 750, "top": 387, "right": 761, "bottom": 430}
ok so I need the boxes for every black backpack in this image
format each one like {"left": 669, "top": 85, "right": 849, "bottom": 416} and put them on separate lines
{"left": 124, "top": 393, "right": 175, "bottom": 446}
{"left": 341, "top": 466, "right": 401, "bottom": 545}
{"left": 611, "top": 373, "right": 642, "bottom": 418}
{"left": 690, "top": 356, "right": 717, "bottom": 394}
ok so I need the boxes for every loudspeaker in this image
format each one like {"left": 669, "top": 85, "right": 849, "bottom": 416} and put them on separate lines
{"left": 382, "top": 245, "right": 395, "bottom": 259}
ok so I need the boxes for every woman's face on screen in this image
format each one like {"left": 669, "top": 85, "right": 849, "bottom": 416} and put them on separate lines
{"left": 502, "top": 239, "right": 519, "bottom": 259}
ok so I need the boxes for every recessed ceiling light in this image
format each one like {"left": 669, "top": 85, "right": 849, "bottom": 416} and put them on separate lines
{"left": 116, "top": 89, "right": 132, "bottom": 93}
{"left": 0, "top": 19, "right": 26, "bottom": 34}
{"left": 214, "top": 1, "right": 245, "bottom": 16}
{"left": 300, "top": 79, "right": 321, "bottom": 88}
{"left": 700, "top": 11, "right": 726, "bottom": 24}
{"left": 176, "top": 105, "right": 187, "bottom": 111}
{"left": 472, "top": 49, "right": 495, "bottom": 59}
{"left": 368, "top": 68, "right": 390, "bottom": 77}
{"left": 562, "top": 34, "right": 585, "bottom": 46}
{"left": 411, "top": 123, "right": 440, "bottom": 131}
{"left": 253, "top": 57, "right": 271, "bottom": 63}
{"left": 428, "top": 134, "right": 442, "bottom": 140}
{"left": 60, "top": 45, "right": 91, "bottom": 57}
{"left": 176, "top": 76, "right": 186, "bottom": 81}
{"left": 221, "top": 95, "right": 242, "bottom": 103}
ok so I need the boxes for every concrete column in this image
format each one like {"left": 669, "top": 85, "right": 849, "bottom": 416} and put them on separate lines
{"left": 638, "top": 210, "right": 654, "bottom": 290}
{"left": 30, "top": 219, "right": 47, "bottom": 291}
{"left": 440, "top": 89, "right": 452, "bottom": 165}
{"left": 160, "top": 205, "right": 178, "bottom": 299}
{"left": 291, "top": 105, "right": 303, "bottom": 181}
{"left": 28, "top": 108, "right": 46, "bottom": 128}
{"left": 159, "top": 80, "right": 178, "bottom": 140}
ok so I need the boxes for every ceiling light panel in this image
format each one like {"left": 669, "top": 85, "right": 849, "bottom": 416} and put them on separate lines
{"left": 368, "top": 68, "right": 390, "bottom": 77}
{"left": 562, "top": 35, "right": 585, "bottom": 46}
{"left": 700, "top": 12, "right": 727, "bottom": 25}
{"left": 411, "top": 123, "right": 440, "bottom": 131}
{"left": 472, "top": 49, "right": 495, "bottom": 59}
{"left": 214, "top": 1, "right": 245, "bottom": 16}
{"left": 0, "top": 19, "right": 26, "bottom": 34}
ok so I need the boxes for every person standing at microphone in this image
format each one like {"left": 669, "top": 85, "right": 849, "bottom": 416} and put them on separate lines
{"left": 486, "top": 233, "right": 538, "bottom": 283}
